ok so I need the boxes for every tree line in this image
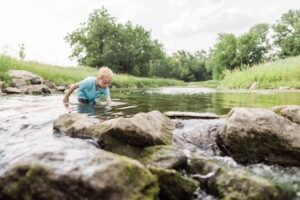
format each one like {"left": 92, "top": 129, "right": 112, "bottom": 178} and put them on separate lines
{"left": 66, "top": 7, "right": 300, "bottom": 81}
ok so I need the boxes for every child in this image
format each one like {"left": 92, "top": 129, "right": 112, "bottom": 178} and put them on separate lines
{"left": 63, "top": 66, "right": 113, "bottom": 106}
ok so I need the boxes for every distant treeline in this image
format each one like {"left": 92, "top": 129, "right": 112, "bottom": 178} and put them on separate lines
{"left": 66, "top": 7, "right": 300, "bottom": 81}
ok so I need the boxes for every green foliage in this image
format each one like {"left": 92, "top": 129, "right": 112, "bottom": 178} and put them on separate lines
{"left": 236, "top": 24, "right": 270, "bottom": 66}
{"left": 272, "top": 9, "right": 300, "bottom": 58}
{"left": 65, "top": 7, "right": 165, "bottom": 76}
{"left": 150, "top": 50, "right": 211, "bottom": 82}
{"left": 210, "top": 33, "right": 238, "bottom": 79}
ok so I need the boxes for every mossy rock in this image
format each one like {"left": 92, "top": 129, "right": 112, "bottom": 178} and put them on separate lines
{"left": 138, "top": 145, "right": 187, "bottom": 169}
{"left": 149, "top": 167, "right": 198, "bottom": 200}
{"left": 0, "top": 150, "right": 160, "bottom": 200}
{"left": 188, "top": 156, "right": 288, "bottom": 200}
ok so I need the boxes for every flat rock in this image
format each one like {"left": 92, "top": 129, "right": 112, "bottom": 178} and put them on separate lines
{"left": 165, "top": 111, "right": 223, "bottom": 119}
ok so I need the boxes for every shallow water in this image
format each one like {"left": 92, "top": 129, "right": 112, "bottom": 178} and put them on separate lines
{"left": 0, "top": 87, "right": 300, "bottom": 198}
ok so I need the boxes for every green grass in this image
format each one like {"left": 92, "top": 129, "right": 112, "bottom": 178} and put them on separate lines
{"left": 0, "top": 55, "right": 184, "bottom": 88}
{"left": 187, "top": 80, "right": 220, "bottom": 88}
{"left": 221, "top": 55, "right": 300, "bottom": 89}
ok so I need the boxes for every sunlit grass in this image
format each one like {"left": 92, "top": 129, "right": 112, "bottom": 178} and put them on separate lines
{"left": 0, "top": 55, "right": 184, "bottom": 88}
{"left": 222, "top": 55, "right": 300, "bottom": 89}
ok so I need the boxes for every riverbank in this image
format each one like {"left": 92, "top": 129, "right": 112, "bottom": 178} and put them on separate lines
{"left": 0, "top": 55, "right": 184, "bottom": 88}
{"left": 221, "top": 55, "right": 300, "bottom": 89}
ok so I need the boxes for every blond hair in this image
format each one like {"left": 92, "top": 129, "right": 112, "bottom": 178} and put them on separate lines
{"left": 98, "top": 66, "right": 113, "bottom": 79}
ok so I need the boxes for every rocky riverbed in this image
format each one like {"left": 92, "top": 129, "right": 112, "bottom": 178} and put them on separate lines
{"left": 1, "top": 103, "right": 299, "bottom": 200}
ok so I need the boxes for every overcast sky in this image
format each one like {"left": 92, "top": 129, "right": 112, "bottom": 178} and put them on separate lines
{"left": 0, "top": 0, "right": 299, "bottom": 66}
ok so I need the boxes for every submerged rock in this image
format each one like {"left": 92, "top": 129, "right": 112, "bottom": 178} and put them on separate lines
{"left": 188, "top": 156, "right": 287, "bottom": 200}
{"left": 219, "top": 107, "right": 300, "bottom": 166}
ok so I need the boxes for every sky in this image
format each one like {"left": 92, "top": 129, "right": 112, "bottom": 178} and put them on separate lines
{"left": 0, "top": 0, "right": 299, "bottom": 66}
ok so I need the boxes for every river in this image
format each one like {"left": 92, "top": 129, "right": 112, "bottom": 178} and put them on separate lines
{"left": 0, "top": 87, "right": 299, "bottom": 199}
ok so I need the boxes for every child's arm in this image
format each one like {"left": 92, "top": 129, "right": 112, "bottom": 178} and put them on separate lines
{"left": 63, "top": 83, "right": 79, "bottom": 105}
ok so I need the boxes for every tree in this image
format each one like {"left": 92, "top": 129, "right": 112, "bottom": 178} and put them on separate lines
{"left": 235, "top": 23, "right": 270, "bottom": 66}
{"left": 272, "top": 9, "right": 300, "bottom": 58}
{"left": 65, "top": 7, "right": 165, "bottom": 76}
{"left": 210, "top": 33, "right": 237, "bottom": 79}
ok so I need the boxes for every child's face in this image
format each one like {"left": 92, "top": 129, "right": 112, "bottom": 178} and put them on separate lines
{"left": 98, "top": 76, "right": 112, "bottom": 88}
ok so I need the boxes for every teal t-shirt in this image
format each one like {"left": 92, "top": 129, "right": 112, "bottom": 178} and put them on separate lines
{"left": 77, "top": 77, "right": 110, "bottom": 103}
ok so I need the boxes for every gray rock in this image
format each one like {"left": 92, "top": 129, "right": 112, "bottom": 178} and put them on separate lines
{"left": 3, "top": 87, "right": 23, "bottom": 94}
{"left": 9, "top": 70, "right": 43, "bottom": 88}
{"left": 53, "top": 113, "right": 100, "bottom": 138}
{"left": 149, "top": 166, "right": 198, "bottom": 200}
{"left": 173, "top": 119, "right": 225, "bottom": 156}
{"left": 7, "top": 70, "right": 56, "bottom": 94}
{"left": 188, "top": 156, "right": 286, "bottom": 200}
{"left": 91, "top": 111, "right": 174, "bottom": 149}
{"left": 43, "top": 80, "right": 57, "bottom": 90}
{"left": 30, "top": 77, "right": 42, "bottom": 85}
{"left": 138, "top": 145, "right": 187, "bottom": 169}
{"left": 24, "top": 84, "right": 51, "bottom": 94}
{"left": 56, "top": 85, "right": 66, "bottom": 92}
{"left": 54, "top": 111, "right": 174, "bottom": 157}
{"left": 0, "top": 144, "right": 159, "bottom": 200}
{"left": 273, "top": 105, "right": 300, "bottom": 125}
{"left": 219, "top": 107, "right": 300, "bottom": 166}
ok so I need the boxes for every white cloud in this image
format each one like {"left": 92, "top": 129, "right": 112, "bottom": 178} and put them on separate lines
{"left": 0, "top": 0, "right": 299, "bottom": 66}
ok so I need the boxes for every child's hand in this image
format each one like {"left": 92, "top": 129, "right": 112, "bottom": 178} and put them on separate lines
{"left": 63, "top": 97, "right": 69, "bottom": 108}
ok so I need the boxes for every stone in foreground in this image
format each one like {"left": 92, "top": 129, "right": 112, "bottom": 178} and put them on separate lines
{"left": 0, "top": 144, "right": 159, "bottom": 200}
{"left": 219, "top": 107, "right": 300, "bottom": 166}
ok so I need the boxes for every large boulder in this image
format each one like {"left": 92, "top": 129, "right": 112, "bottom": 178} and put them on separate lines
{"left": 90, "top": 111, "right": 174, "bottom": 157}
{"left": 7, "top": 70, "right": 56, "bottom": 94}
{"left": 188, "top": 156, "right": 287, "bottom": 200}
{"left": 0, "top": 144, "right": 159, "bottom": 200}
{"left": 9, "top": 70, "right": 43, "bottom": 88}
{"left": 219, "top": 107, "right": 300, "bottom": 166}
{"left": 54, "top": 111, "right": 174, "bottom": 156}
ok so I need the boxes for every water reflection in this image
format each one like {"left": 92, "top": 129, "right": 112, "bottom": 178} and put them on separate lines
{"left": 110, "top": 88, "right": 300, "bottom": 116}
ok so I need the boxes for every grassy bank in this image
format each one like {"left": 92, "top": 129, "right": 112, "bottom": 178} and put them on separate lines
{"left": 222, "top": 56, "right": 300, "bottom": 89}
{"left": 0, "top": 55, "right": 184, "bottom": 88}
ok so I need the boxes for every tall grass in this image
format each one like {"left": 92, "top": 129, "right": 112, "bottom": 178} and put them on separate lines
{"left": 0, "top": 55, "right": 184, "bottom": 88}
{"left": 222, "top": 56, "right": 300, "bottom": 89}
